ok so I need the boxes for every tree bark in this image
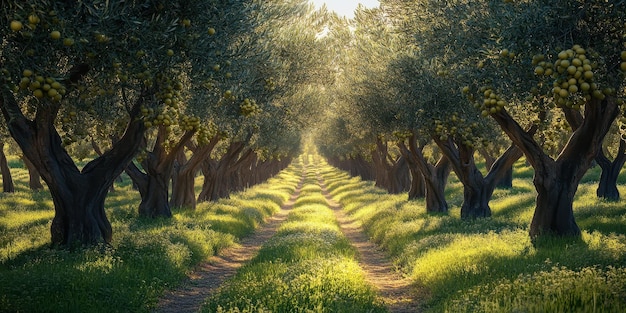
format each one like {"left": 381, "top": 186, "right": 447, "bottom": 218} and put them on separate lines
{"left": 435, "top": 138, "right": 491, "bottom": 218}
{"left": 595, "top": 140, "right": 626, "bottom": 201}
{"left": 125, "top": 156, "right": 173, "bottom": 219}
{"left": 480, "top": 147, "right": 513, "bottom": 189}
{"left": 198, "top": 141, "right": 247, "bottom": 202}
{"left": 357, "top": 154, "right": 375, "bottom": 181}
{"left": 372, "top": 138, "right": 409, "bottom": 194}
{"left": 170, "top": 135, "right": 220, "bottom": 209}
{"left": 91, "top": 139, "right": 118, "bottom": 192}
{"left": 564, "top": 106, "right": 625, "bottom": 201}
{"left": 170, "top": 151, "right": 197, "bottom": 209}
{"left": 491, "top": 97, "right": 619, "bottom": 239}
{"left": 0, "top": 142, "right": 15, "bottom": 193}
{"left": 434, "top": 136, "right": 525, "bottom": 219}
{"left": 138, "top": 169, "right": 171, "bottom": 218}
{"left": 533, "top": 168, "right": 580, "bottom": 237}
{"left": 371, "top": 144, "right": 390, "bottom": 190}
{"left": 125, "top": 126, "right": 195, "bottom": 218}
{"left": 229, "top": 149, "right": 256, "bottom": 192}
{"left": 1, "top": 83, "right": 146, "bottom": 246}
{"left": 407, "top": 165, "right": 426, "bottom": 199}
{"left": 22, "top": 155, "right": 44, "bottom": 190}
{"left": 399, "top": 135, "right": 450, "bottom": 212}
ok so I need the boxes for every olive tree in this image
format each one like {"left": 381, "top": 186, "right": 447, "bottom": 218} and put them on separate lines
{"left": 0, "top": 1, "right": 221, "bottom": 246}
{"left": 394, "top": 0, "right": 626, "bottom": 238}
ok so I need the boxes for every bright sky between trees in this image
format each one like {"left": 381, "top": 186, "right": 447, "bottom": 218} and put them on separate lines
{"left": 309, "top": 0, "right": 380, "bottom": 19}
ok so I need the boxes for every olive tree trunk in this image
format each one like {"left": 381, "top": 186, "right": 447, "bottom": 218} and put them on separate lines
{"left": 563, "top": 106, "right": 625, "bottom": 202}
{"left": 480, "top": 147, "right": 513, "bottom": 189}
{"left": 398, "top": 135, "right": 449, "bottom": 212}
{"left": 407, "top": 165, "right": 426, "bottom": 199}
{"left": 170, "top": 135, "right": 220, "bottom": 209}
{"left": 198, "top": 141, "right": 247, "bottom": 202}
{"left": 22, "top": 155, "right": 44, "bottom": 190}
{"left": 595, "top": 141, "right": 626, "bottom": 201}
{"left": 125, "top": 126, "right": 195, "bottom": 218}
{"left": 492, "top": 98, "right": 619, "bottom": 239}
{"left": 0, "top": 142, "right": 15, "bottom": 193}
{"left": 1, "top": 82, "right": 146, "bottom": 246}
{"left": 435, "top": 137, "right": 525, "bottom": 219}
{"left": 372, "top": 138, "right": 410, "bottom": 194}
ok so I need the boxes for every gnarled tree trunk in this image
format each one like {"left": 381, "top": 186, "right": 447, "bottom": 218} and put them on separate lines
{"left": 434, "top": 113, "right": 537, "bottom": 220}
{"left": 22, "top": 155, "right": 43, "bottom": 190}
{"left": 532, "top": 169, "right": 580, "bottom": 237}
{"left": 170, "top": 135, "right": 220, "bottom": 209}
{"left": 435, "top": 138, "right": 491, "bottom": 218}
{"left": 1, "top": 81, "right": 146, "bottom": 246}
{"left": 399, "top": 135, "right": 450, "bottom": 212}
{"left": 492, "top": 98, "right": 619, "bottom": 239}
{"left": 407, "top": 166, "right": 425, "bottom": 199}
{"left": 595, "top": 141, "right": 626, "bottom": 201}
{"left": 0, "top": 142, "right": 15, "bottom": 193}
{"left": 564, "top": 106, "right": 625, "bottom": 202}
{"left": 372, "top": 138, "right": 409, "bottom": 194}
{"left": 198, "top": 141, "right": 247, "bottom": 202}
{"left": 91, "top": 139, "right": 119, "bottom": 193}
{"left": 480, "top": 147, "right": 513, "bottom": 189}
{"left": 170, "top": 160, "right": 197, "bottom": 209}
{"left": 435, "top": 137, "right": 524, "bottom": 219}
{"left": 354, "top": 154, "right": 375, "bottom": 181}
{"left": 125, "top": 126, "right": 194, "bottom": 218}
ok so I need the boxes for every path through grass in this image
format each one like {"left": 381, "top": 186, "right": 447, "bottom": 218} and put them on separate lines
{"left": 0, "top": 156, "right": 302, "bottom": 312}
{"left": 4, "top": 153, "right": 623, "bottom": 312}
{"left": 319, "top": 158, "right": 626, "bottom": 313}
{"left": 201, "top": 155, "right": 390, "bottom": 312}
{"left": 317, "top": 168, "right": 423, "bottom": 312}
{"left": 157, "top": 163, "right": 306, "bottom": 312}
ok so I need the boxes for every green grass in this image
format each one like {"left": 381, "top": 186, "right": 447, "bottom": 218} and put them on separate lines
{"left": 0, "top": 156, "right": 303, "bottom": 313}
{"left": 3, "top": 152, "right": 626, "bottom": 312}
{"left": 319, "top": 158, "right": 626, "bottom": 313}
{"left": 201, "top": 164, "right": 387, "bottom": 313}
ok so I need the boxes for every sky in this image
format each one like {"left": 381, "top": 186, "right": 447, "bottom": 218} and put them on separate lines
{"left": 309, "top": 0, "right": 380, "bottom": 19}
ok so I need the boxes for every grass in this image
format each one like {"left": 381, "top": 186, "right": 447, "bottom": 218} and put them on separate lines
{"left": 3, "top": 152, "right": 626, "bottom": 312}
{"left": 319, "top": 158, "right": 626, "bottom": 313}
{"left": 201, "top": 161, "right": 387, "bottom": 313}
{"left": 0, "top": 155, "right": 303, "bottom": 313}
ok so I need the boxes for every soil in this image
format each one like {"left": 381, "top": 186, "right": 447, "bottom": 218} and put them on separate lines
{"left": 155, "top": 177, "right": 304, "bottom": 313}
{"left": 155, "top": 170, "right": 424, "bottom": 313}
{"left": 319, "top": 177, "right": 424, "bottom": 313}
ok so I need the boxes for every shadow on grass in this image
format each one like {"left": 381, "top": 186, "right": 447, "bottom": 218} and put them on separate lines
{"left": 410, "top": 230, "right": 625, "bottom": 311}
{"left": 319, "top": 159, "right": 626, "bottom": 312}
{"left": 579, "top": 220, "right": 626, "bottom": 234}
{"left": 0, "top": 239, "right": 190, "bottom": 313}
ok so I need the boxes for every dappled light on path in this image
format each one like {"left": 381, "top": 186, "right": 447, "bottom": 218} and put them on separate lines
{"left": 156, "top": 175, "right": 305, "bottom": 313}
{"left": 319, "top": 175, "right": 424, "bottom": 312}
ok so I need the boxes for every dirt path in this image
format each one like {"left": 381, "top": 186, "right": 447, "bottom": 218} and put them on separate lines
{"left": 318, "top": 177, "right": 423, "bottom": 313}
{"left": 155, "top": 177, "right": 304, "bottom": 313}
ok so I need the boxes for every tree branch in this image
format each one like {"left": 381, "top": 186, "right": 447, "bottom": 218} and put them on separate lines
{"left": 491, "top": 108, "right": 552, "bottom": 171}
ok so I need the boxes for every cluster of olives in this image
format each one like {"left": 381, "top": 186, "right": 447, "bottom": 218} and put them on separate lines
{"left": 392, "top": 130, "right": 412, "bottom": 141}
{"left": 155, "top": 78, "right": 184, "bottom": 109}
{"left": 433, "top": 114, "right": 482, "bottom": 148}
{"left": 196, "top": 122, "right": 218, "bottom": 146}
{"left": 19, "top": 69, "right": 66, "bottom": 102}
{"left": 240, "top": 98, "right": 261, "bottom": 117}
{"left": 264, "top": 77, "right": 276, "bottom": 91}
{"left": 534, "top": 45, "right": 614, "bottom": 110}
{"left": 477, "top": 87, "right": 507, "bottom": 116}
